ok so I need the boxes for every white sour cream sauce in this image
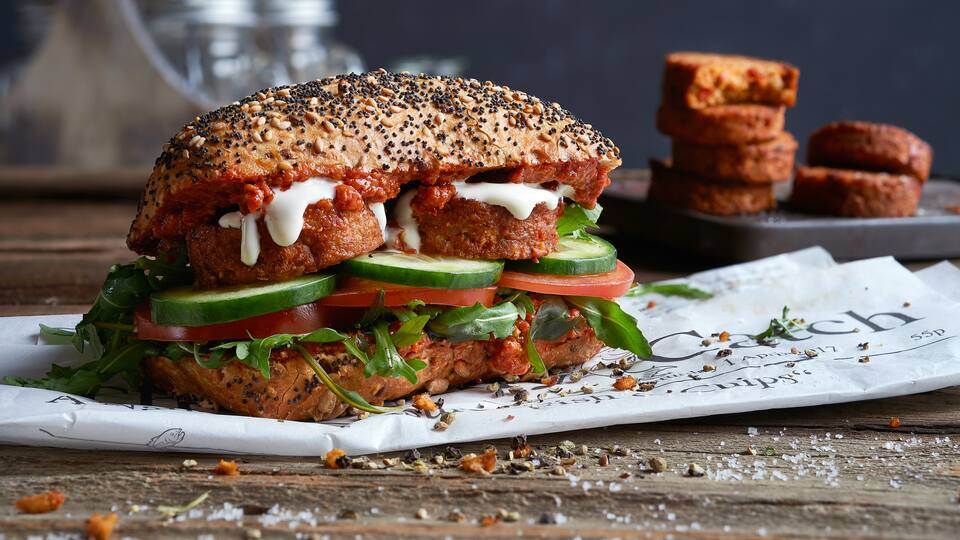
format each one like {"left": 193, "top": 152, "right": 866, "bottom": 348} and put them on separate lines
{"left": 385, "top": 181, "right": 573, "bottom": 252}
{"left": 384, "top": 190, "right": 420, "bottom": 251}
{"left": 219, "top": 177, "right": 385, "bottom": 266}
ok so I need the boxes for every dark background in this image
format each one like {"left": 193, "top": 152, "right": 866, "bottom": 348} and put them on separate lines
{"left": 1, "top": 0, "right": 956, "bottom": 174}
{"left": 336, "top": 0, "right": 957, "bottom": 175}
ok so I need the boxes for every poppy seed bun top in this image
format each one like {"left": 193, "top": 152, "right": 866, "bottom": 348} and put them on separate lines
{"left": 128, "top": 69, "right": 622, "bottom": 254}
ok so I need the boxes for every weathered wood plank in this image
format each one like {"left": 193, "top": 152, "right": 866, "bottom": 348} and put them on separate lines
{"left": 0, "top": 419, "right": 957, "bottom": 539}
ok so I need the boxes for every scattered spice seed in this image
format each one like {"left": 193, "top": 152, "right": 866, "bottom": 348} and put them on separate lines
{"left": 702, "top": 364, "right": 716, "bottom": 372}
{"left": 486, "top": 382, "right": 500, "bottom": 393}
{"left": 415, "top": 508, "right": 429, "bottom": 520}
{"left": 790, "top": 346, "right": 799, "bottom": 354}
{"left": 14, "top": 491, "right": 66, "bottom": 514}
{"left": 181, "top": 459, "right": 198, "bottom": 468}
{"left": 649, "top": 456, "right": 668, "bottom": 473}
{"left": 716, "top": 349, "right": 732, "bottom": 358}
{"left": 598, "top": 454, "right": 609, "bottom": 466}
{"left": 569, "top": 369, "right": 584, "bottom": 382}
{"left": 412, "top": 393, "right": 439, "bottom": 413}
{"left": 581, "top": 385, "right": 594, "bottom": 394}
{"left": 502, "top": 510, "right": 521, "bottom": 522}
{"left": 646, "top": 300, "right": 657, "bottom": 309}
{"left": 804, "top": 349, "right": 819, "bottom": 358}
{"left": 701, "top": 338, "right": 713, "bottom": 347}
{"left": 213, "top": 459, "right": 239, "bottom": 476}
{"left": 637, "top": 382, "right": 656, "bottom": 392}
{"left": 744, "top": 447, "right": 758, "bottom": 456}
{"left": 433, "top": 421, "right": 449, "bottom": 432}
{"left": 859, "top": 356, "right": 870, "bottom": 364}
{"left": 337, "top": 509, "right": 359, "bottom": 520}
{"left": 447, "top": 510, "right": 467, "bottom": 523}
{"left": 613, "top": 375, "right": 637, "bottom": 390}
{"left": 903, "top": 301, "right": 911, "bottom": 307}
{"left": 687, "top": 463, "right": 706, "bottom": 477}
{"left": 538, "top": 512, "right": 566, "bottom": 525}
{"left": 85, "top": 512, "right": 118, "bottom": 540}
{"left": 541, "top": 375, "right": 559, "bottom": 386}
{"left": 718, "top": 331, "right": 730, "bottom": 342}
{"left": 550, "top": 465, "right": 566, "bottom": 476}
{"left": 889, "top": 417, "right": 902, "bottom": 428}
{"left": 858, "top": 342, "right": 870, "bottom": 350}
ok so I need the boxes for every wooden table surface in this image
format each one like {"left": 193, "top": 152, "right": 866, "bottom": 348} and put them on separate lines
{"left": 1, "top": 171, "right": 959, "bottom": 539}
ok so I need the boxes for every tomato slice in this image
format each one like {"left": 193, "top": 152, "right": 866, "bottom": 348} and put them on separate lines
{"left": 497, "top": 260, "right": 635, "bottom": 298}
{"left": 320, "top": 277, "right": 497, "bottom": 307}
{"left": 134, "top": 302, "right": 364, "bottom": 342}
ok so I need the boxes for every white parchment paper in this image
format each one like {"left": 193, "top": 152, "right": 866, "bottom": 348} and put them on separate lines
{"left": 0, "top": 247, "right": 958, "bottom": 456}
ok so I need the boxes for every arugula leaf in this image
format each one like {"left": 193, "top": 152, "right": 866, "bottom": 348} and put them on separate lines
{"left": 5, "top": 253, "right": 190, "bottom": 396}
{"left": 428, "top": 302, "right": 519, "bottom": 342}
{"left": 294, "top": 344, "right": 399, "bottom": 414}
{"left": 359, "top": 290, "right": 389, "bottom": 328}
{"left": 500, "top": 290, "right": 535, "bottom": 319}
{"left": 38, "top": 324, "right": 76, "bottom": 345}
{"left": 627, "top": 282, "right": 713, "bottom": 299}
{"left": 366, "top": 321, "right": 424, "bottom": 384}
{"left": 753, "top": 306, "right": 806, "bottom": 342}
{"left": 392, "top": 314, "right": 432, "bottom": 348}
{"left": 565, "top": 296, "right": 651, "bottom": 358}
{"left": 530, "top": 298, "right": 577, "bottom": 342}
{"left": 556, "top": 202, "right": 602, "bottom": 238}
{"left": 523, "top": 299, "right": 579, "bottom": 375}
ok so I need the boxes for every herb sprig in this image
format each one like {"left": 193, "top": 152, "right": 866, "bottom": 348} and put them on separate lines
{"left": 753, "top": 306, "right": 806, "bottom": 343}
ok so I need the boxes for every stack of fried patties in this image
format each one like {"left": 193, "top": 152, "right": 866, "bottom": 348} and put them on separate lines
{"left": 792, "top": 122, "right": 932, "bottom": 217}
{"left": 651, "top": 52, "right": 800, "bottom": 215}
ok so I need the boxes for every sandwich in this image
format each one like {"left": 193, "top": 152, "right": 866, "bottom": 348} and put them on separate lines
{"left": 8, "top": 70, "right": 650, "bottom": 421}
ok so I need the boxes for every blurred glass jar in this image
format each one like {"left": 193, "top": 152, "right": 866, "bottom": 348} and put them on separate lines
{"left": 255, "top": 0, "right": 364, "bottom": 89}
{"left": 142, "top": 0, "right": 260, "bottom": 105}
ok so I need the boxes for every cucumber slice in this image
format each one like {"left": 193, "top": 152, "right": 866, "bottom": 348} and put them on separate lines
{"left": 507, "top": 235, "right": 617, "bottom": 275}
{"left": 151, "top": 273, "right": 337, "bottom": 326}
{"left": 341, "top": 252, "right": 503, "bottom": 289}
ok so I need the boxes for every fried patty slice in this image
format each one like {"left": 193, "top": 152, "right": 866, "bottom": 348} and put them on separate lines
{"left": 187, "top": 200, "right": 385, "bottom": 287}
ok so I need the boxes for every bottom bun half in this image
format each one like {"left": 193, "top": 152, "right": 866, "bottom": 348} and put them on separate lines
{"left": 145, "top": 328, "right": 602, "bottom": 421}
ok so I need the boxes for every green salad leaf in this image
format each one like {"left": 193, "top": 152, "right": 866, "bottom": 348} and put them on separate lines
{"left": 556, "top": 202, "right": 602, "bottom": 238}
{"left": 427, "top": 301, "right": 519, "bottom": 342}
{"left": 4, "top": 253, "right": 189, "bottom": 396}
{"left": 565, "top": 296, "right": 651, "bottom": 358}
{"left": 627, "top": 282, "right": 713, "bottom": 299}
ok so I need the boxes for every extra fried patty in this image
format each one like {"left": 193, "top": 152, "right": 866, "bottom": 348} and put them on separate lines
{"left": 188, "top": 200, "right": 384, "bottom": 287}
{"left": 412, "top": 185, "right": 561, "bottom": 260}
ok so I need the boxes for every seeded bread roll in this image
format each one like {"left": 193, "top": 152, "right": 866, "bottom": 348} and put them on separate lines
{"left": 656, "top": 103, "right": 785, "bottom": 145}
{"left": 807, "top": 121, "right": 933, "bottom": 181}
{"left": 145, "top": 327, "right": 602, "bottom": 421}
{"left": 671, "top": 132, "right": 797, "bottom": 183}
{"left": 791, "top": 166, "right": 922, "bottom": 218}
{"left": 662, "top": 52, "right": 799, "bottom": 109}
{"left": 129, "top": 70, "right": 621, "bottom": 254}
{"left": 648, "top": 160, "right": 776, "bottom": 215}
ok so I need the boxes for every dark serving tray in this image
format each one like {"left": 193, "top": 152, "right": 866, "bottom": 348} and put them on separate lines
{"left": 601, "top": 173, "right": 960, "bottom": 262}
